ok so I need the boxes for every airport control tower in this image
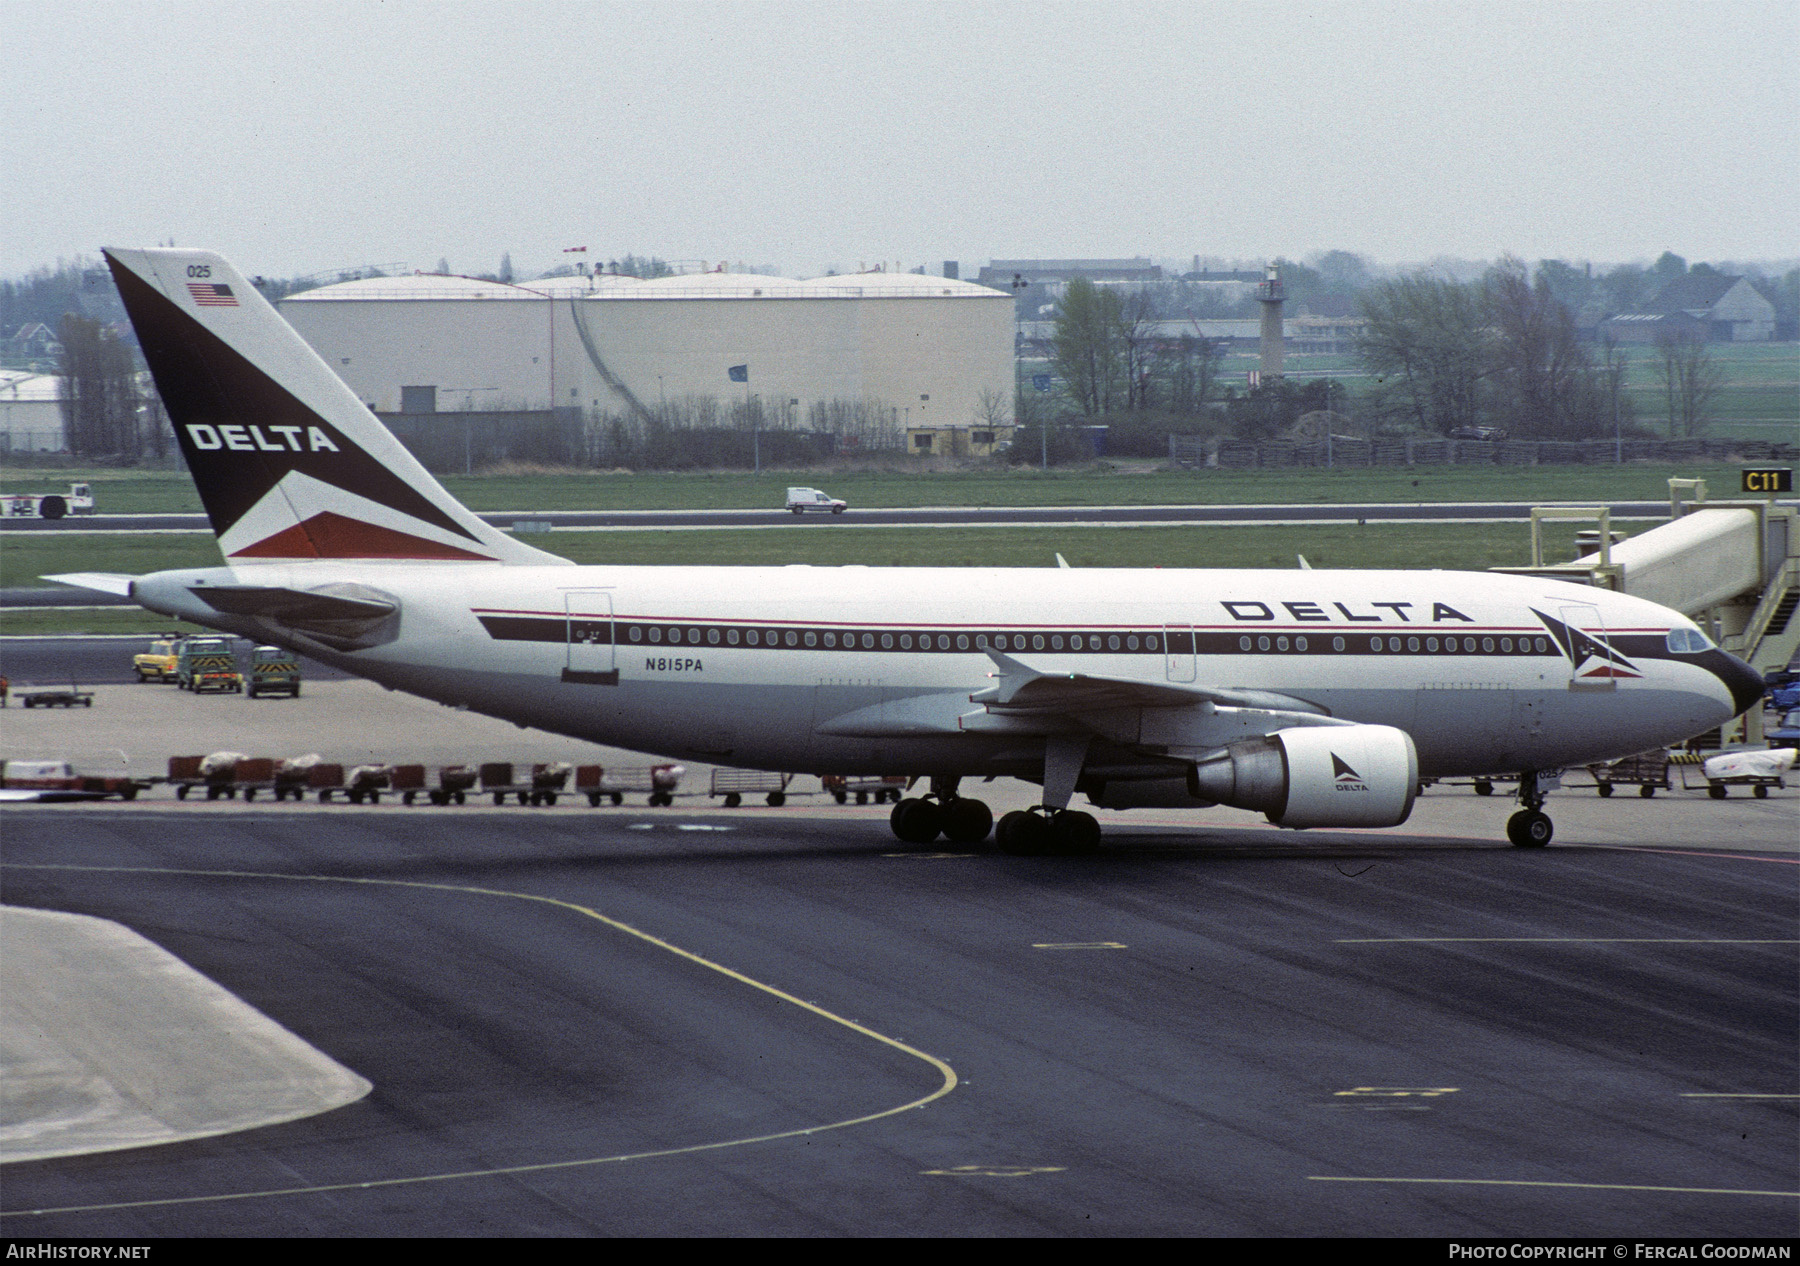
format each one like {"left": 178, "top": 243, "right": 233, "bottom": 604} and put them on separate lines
{"left": 1257, "top": 261, "right": 1284, "bottom": 381}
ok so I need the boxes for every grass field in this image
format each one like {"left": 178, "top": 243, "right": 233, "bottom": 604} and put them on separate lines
{"left": 1279, "top": 344, "right": 1799, "bottom": 442}
{"left": 0, "top": 460, "right": 1778, "bottom": 516}
{"left": 3, "top": 519, "right": 1627, "bottom": 636}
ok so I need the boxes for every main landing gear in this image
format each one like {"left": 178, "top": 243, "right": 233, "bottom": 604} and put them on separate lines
{"left": 889, "top": 777, "right": 994, "bottom": 846}
{"left": 994, "top": 807, "right": 1102, "bottom": 856}
{"left": 1506, "top": 769, "right": 1554, "bottom": 849}
{"left": 889, "top": 739, "right": 1106, "bottom": 856}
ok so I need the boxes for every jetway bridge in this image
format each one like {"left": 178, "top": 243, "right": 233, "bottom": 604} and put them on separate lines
{"left": 1494, "top": 479, "right": 1799, "bottom": 743}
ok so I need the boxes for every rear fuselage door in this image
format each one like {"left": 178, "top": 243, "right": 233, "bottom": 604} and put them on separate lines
{"left": 563, "top": 589, "right": 616, "bottom": 684}
{"left": 1164, "top": 624, "right": 1196, "bottom": 682}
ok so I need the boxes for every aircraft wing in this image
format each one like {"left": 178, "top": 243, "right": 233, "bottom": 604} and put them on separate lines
{"left": 970, "top": 648, "right": 1330, "bottom": 717}
{"left": 815, "top": 648, "right": 1337, "bottom": 743}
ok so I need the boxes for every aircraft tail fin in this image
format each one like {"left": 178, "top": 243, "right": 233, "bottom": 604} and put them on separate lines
{"left": 103, "top": 247, "right": 565, "bottom": 567}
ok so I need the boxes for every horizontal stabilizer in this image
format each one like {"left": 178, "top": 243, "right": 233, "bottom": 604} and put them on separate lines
{"left": 189, "top": 586, "right": 397, "bottom": 621}
{"left": 42, "top": 572, "right": 136, "bottom": 597}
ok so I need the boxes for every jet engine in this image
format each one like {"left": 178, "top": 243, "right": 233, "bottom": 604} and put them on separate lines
{"left": 1186, "top": 724, "right": 1418, "bottom": 828}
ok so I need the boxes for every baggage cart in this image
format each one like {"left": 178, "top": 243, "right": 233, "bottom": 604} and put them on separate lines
{"left": 597, "top": 764, "right": 685, "bottom": 806}
{"left": 1587, "top": 750, "right": 1672, "bottom": 798}
{"left": 342, "top": 765, "right": 393, "bottom": 804}
{"left": 392, "top": 764, "right": 427, "bottom": 805}
{"left": 575, "top": 764, "right": 613, "bottom": 806}
{"left": 167, "top": 753, "right": 247, "bottom": 801}
{"left": 307, "top": 762, "right": 348, "bottom": 803}
{"left": 478, "top": 761, "right": 572, "bottom": 806}
{"left": 710, "top": 767, "right": 792, "bottom": 807}
{"left": 429, "top": 765, "right": 478, "bottom": 805}
{"left": 230, "top": 757, "right": 278, "bottom": 801}
{"left": 1684, "top": 748, "right": 1795, "bottom": 800}
{"left": 822, "top": 774, "right": 907, "bottom": 805}
{"left": 19, "top": 684, "right": 94, "bottom": 708}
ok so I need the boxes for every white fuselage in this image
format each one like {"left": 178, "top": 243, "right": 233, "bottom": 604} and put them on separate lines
{"left": 136, "top": 561, "right": 1743, "bottom": 782}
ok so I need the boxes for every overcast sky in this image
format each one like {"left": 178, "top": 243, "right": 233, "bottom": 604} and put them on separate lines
{"left": 8, "top": 0, "right": 1797, "bottom": 281}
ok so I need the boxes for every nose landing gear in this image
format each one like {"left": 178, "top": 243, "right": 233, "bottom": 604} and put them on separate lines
{"left": 1507, "top": 769, "right": 1555, "bottom": 848}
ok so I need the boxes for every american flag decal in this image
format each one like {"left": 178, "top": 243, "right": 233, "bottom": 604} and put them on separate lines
{"left": 187, "top": 282, "right": 238, "bottom": 307}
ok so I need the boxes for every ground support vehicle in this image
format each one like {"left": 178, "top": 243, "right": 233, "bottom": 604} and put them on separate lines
{"left": 391, "top": 764, "right": 428, "bottom": 804}
{"left": 587, "top": 764, "right": 685, "bottom": 806}
{"left": 822, "top": 774, "right": 907, "bottom": 804}
{"left": 1765, "top": 709, "right": 1800, "bottom": 752}
{"left": 2, "top": 483, "right": 94, "bottom": 520}
{"left": 2, "top": 759, "right": 144, "bottom": 800}
{"left": 246, "top": 646, "right": 301, "bottom": 698}
{"left": 1587, "top": 750, "right": 1673, "bottom": 798}
{"left": 1683, "top": 748, "right": 1794, "bottom": 799}
{"left": 575, "top": 765, "right": 612, "bottom": 805}
{"left": 342, "top": 765, "right": 393, "bottom": 804}
{"left": 134, "top": 636, "right": 185, "bottom": 682}
{"left": 176, "top": 638, "right": 242, "bottom": 693}
{"left": 272, "top": 759, "right": 316, "bottom": 800}
{"left": 710, "top": 767, "right": 792, "bottom": 807}
{"left": 479, "top": 761, "right": 571, "bottom": 806}
{"left": 784, "top": 486, "right": 846, "bottom": 514}
{"left": 18, "top": 686, "right": 94, "bottom": 708}
{"left": 427, "top": 765, "right": 478, "bottom": 805}
{"left": 390, "top": 765, "right": 479, "bottom": 806}
{"left": 300, "top": 762, "right": 348, "bottom": 802}
{"left": 166, "top": 753, "right": 258, "bottom": 800}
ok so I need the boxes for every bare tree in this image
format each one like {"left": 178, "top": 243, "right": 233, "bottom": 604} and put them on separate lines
{"left": 1653, "top": 328, "right": 1724, "bottom": 438}
{"left": 56, "top": 315, "right": 139, "bottom": 459}
{"left": 1355, "top": 272, "right": 1490, "bottom": 434}
{"left": 1485, "top": 257, "right": 1604, "bottom": 439}
{"left": 1160, "top": 332, "right": 1223, "bottom": 417}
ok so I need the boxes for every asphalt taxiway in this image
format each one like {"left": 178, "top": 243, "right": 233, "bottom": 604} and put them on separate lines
{"left": 0, "top": 685, "right": 1795, "bottom": 1236}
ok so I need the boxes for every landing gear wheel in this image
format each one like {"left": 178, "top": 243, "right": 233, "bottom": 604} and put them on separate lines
{"left": 939, "top": 797, "right": 993, "bottom": 845}
{"left": 889, "top": 797, "right": 943, "bottom": 844}
{"left": 1047, "top": 810, "right": 1102, "bottom": 855}
{"left": 1507, "top": 810, "right": 1553, "bottom": 848}
{"left": 996, "top": 810, "right": 1048, "bottom": 855}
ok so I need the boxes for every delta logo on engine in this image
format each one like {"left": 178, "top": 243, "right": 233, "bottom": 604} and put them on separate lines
{"left": 1331, "top": 754, "right": 1370, "bottom": 792}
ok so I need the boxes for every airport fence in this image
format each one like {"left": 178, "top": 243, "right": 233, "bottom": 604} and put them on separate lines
{"left": 1169, "top": 435, "right": 1799, "bottom": 470}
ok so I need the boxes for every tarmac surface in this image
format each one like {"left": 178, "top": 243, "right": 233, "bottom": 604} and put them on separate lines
{"left": 0, "top": 680, "right": 1795, "bottom": 1236}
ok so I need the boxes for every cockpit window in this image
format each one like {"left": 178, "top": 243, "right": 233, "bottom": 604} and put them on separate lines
{"left": 1665, "top": 628, "right": 1713, "bottom": 654}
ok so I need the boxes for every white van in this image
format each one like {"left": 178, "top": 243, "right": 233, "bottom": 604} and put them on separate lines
{"left": 785, "top": 487, "right": 846, "bottom": 515}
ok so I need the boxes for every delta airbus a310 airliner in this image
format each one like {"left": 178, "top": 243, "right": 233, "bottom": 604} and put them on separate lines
{"left": 53, "top": 248, "right": 1762, "bottom": 853}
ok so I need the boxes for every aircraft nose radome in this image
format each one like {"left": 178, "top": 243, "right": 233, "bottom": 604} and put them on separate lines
{"left": 1711, "top": 650, "right": 1765, "bottom": 716}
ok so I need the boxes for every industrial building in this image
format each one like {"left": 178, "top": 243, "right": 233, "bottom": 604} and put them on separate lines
{"left": 0, "top": 371, "right": 65, "bottom": 452}
{"left": 278, "top": 270, "right": 1015, "bottom": 442}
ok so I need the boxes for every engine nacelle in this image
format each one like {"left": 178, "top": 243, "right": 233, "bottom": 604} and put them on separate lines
{"left": 1186, "top": 724, "right": 1418, "bottom": 828}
